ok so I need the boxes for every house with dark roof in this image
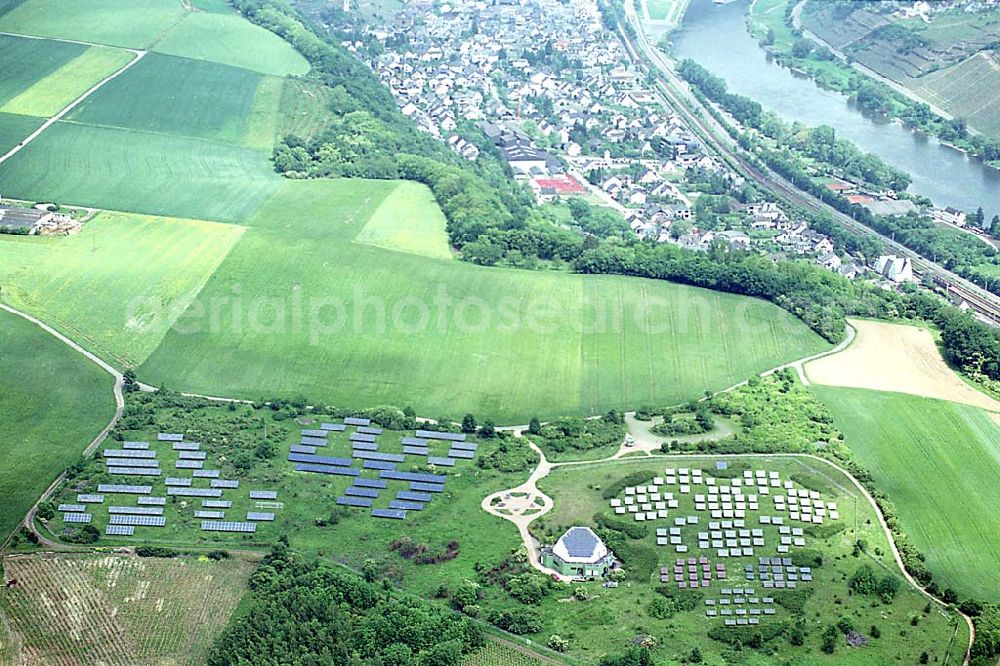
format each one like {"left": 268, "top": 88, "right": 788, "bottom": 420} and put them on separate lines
{"left": 540, "top": 526, "right": 616, "bottom": 579}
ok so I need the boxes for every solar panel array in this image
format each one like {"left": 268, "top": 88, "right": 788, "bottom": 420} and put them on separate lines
{"left": 372, "top": 508, "right": 406, "bottom": 520}
{"left": 202, "top": 499, "right": 232, "bottom": 508}
{"left": 321, "top": 423, "right": 346, "bottom": 431}
{"left": 337, "top": 496, "right": 371, "bottom": 507}
{"left": 288, "top": 452, "right": 352, "bottom": 467}
{"left": 77, "top": 494, "right": 104, "bottom": 503}
{"left": 415, "top": 430, "right": 466, "bottom": 442}
{"left": 349, "top": 432, "right": 377, "bottom": 443}
{"left": 344, "top": 417, "right": 371, "bottom": 426}
{"left": 123, "top": 441, "right": 149, "bottom": 449}
{"left": 450, "top": 441, "right": 478, "bottom": 451}
{"left": 158, "top": 433, "right": 184, "bottom": 441}
{"left": 109, "top": 506, "right": 163, "bottom": 515}
{"left": 167, "top": 487, "right": 222, "bottom": 497}
{"left": 352, "top": 442, "right": 378, "bottom": 451}
{"left": 178, "top": 451, "right": 207, "bottom": 460}
{"left": 106, "top": 458, "right": 160, "bottom": 468}
{"left": 345, "top": 486, "right": 380, "bottom": 498}
{"left": 137, "top": 497, "right": 166, "bottom": 506}
{"left": 58, "top": 504, "right": 85, "bottom": 513}
{"left": 301, "top": 429, "right": 327, "bottom": 438}
{"left": 176, "top": 460, "right": 203, "bottom": 469}
{"left": 165, "top": 477, "right": 193, "bottom": 486}
{"left": 363, "top": 460, "right": 396, "bottom": 471}
{"left": 300, "top": 436, "right": 327, "bottom": 446}
{"left": 172, "top": 442, "right": 200, "bottom": 451}
{"left": 109, "top": 514, "right": 166, "bottom": 527}
{"left": 63, "top": 512, "right": 92, "bottom": 523}
{"left": 104, "top": 449, "right": 156, "bottom": 459}
{"left": 201, "top": 521, "right": 256, "bottom": 533}
{"left": 448, "top": 449, "right": 475, "bottom": 459}
{"left": 353, "top": 478, "right": 387, "bottom": 489}
{"left": 353, "top": 451, "right": 404, "bottom": 463}
{"left": 427, "top": 457, "right": 455, "bottom": 467}
{"left": 249, "top": 490, "right": 277, "bottom": 499}
{"left": 403, "top": 446, "right": 429, "bottom": 456}
{"left": 290, "top": 444, "right": 317, "bottom": 454}
{"left": 356, "top": 426, "right": 382, "bottom": 435}
{"left": 98, "top": 484, "right": 152, "bottom": 494}
{"left": 397, "top": 491, "right": 433, "bottom": 502}
{"left": 109, "top": 467, "right": 162, "bottom": 476}
{"left": 389, "top": 500, "right": 424, "bottom": 511}
{"left": 295, "top": 462, "right": 360, "bottom": 477}
{"left": 401, "top": 437, "right": 429, "bottom": 446}
{"left": 195, "top": 510, "right": 225, "bottom": 519}
{"left": 211, "top": 479, "right": 239, "bottom": 489}
{"left": 247, "top": 512, "right": 275, "bottom": 521}
{"left": 106, "top": 525, "right": 135, "bottom": 536}
{"left": 193, "top": 469, "right": 220, "bottom": 478}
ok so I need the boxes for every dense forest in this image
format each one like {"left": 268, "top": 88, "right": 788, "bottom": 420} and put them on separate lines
{"left": 208, "top": 543, "right": 484, "bottom": 665}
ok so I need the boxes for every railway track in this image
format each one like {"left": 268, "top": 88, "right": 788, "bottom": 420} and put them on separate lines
{"left": 617, "top": 4, "right": 1000, "bottom": 326}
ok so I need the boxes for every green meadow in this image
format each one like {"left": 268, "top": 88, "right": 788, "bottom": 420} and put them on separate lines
{"left": 355, "top": 180, "right": 454, "bottom": 259}
{"left": 0, "top": 0, "right": 185, "bottom": 49}
{"left": 0, "top": 309, "right": 115, "bottom": 541}
{"left": 814, "top": 387, "right": 1000, "bottom": 601}
{"left": 0, "top": 111, "right": 40, "bottom": 154}
{"left": 0, "top": 33, "right": 86, "bottom": 106}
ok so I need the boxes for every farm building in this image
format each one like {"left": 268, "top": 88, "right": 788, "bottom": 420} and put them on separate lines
{"left": 540, "top": 526, "right": 616, "bottom": 579}
{"left": 0, "top": 205, "right": 75, "bottom": 235}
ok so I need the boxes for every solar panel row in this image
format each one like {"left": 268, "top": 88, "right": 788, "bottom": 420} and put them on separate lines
{"left": 402, "top": 446, "right": 429, "bottom": 456}
{"left": 349, "top": 432, "right": 377, "bottom": 443}
{"left": 172, "top": 442, "right": 200, "bottom": 451}
{"left": 165, "top": 477, "right": 192, "bottom": 486}
{"left": 410, "top": 482, "right": 445, "bottom": 493}
{"left": 448, "top": 449, "right": 476, "bottom": 459}
{"left": 352, "top": 442, "right": 379, "bottom": 452}
{"left": 450, "top": 441, "right": 478, "bottom": 452}
{"left": 109, "top": 467, "right": 162, "bottom": 476}
{"left": 212, "top": 479, "right": 239, "bottom": 489}
{"left": 336, "top": 496, "right": 371, "bottom": 507}
{"left": 58, "top": 504, "right": 85, "bottom": 512}
{"left": 195, "top": 510, "right": 225, "bottom": 519}
{"left": 249, "top": 490, "right": 278, "bottom": 500}
{"left": 300, "top": 429, "right": 328, "bottom": 438}
{"left": 353, "top": 478, "right": 388, "bottom": 489}
{"left": 427, "top": 457, "right": 456, "bottom": 467}
{"left": 414, "top": 430, "right": 466, "bottom": 442}
{"left": 320, "top": 423, "right": 346, "bottom": 431}
{"left": 109, "top": 514, "right": 165, "bottom": 526}
{"left": 105, "top": 525, "right": 135, "bottom": 536}
{"left": 158, "top": 433, "right": 184, "bottom": 441}
{"left": 363, "top": 460, "right": 396, "bottom": 471}
{"left": 345, "top": 486, "right": 380, "bottom": 498}
{"left": 176, "top": 460, "right": 204, "bottom": 469}
{"left": 200, "top": 521, "right": 256, "bottom": 533}
{"left": 353, "top": 451, "right": 405, "bottom": 463}
{"left": 106, "top": 457, "right": 160, "bottom": 468}
{"left": 63, "top": 512, "right": 92, "bottom": 523}
{"left": 167, "top": 487, "right": 222, "bottom": 497}
{"left": 300, "top": 436, "right": 327, "bottom": 446}
{"left": 290, "top": 444, "right": 317, "bottom": 454}
{"left": 388, "top": 500, "right": 425, "bottom": 511}
{"left": 288, "top": 452, "right": 352, "bottom": 467}
{"left": 103, "top": 449, "right": 156, "bottom": 459}
{"left": 246, "top": 512, "right": 275, "bottom": 521}
{"left": 137, "top": 496, "right": 166, "bottom": 506}
{"left": 396, "top": 491, "right": 433, "bottom": 502}
{"left": 401, "top": 437, "right": 429, "bottom": 446}
{"left": 356, "top": 426, "right": 382, "bottom": 435}
{"left": 109, "top": 506, "right": 164, "bottom": 515}
{"left": 192, "top": 469, "right": 220, "bottom": 478}
{"left": 98, "top": 484, "right": 152, "bottom": 494}
{"left": 202, "top": 499, "right": 232, "bottom": 508}
{"left": 380, "top": 470, "right": 447, "bottom": 484}
{"left": 372, "top": 508, "right": 406, "bottom": 520}
{"left": 344, "top": 417, "right": 371, "bottom": 426}
{"left": 178, "top": 451, "right": 207, "bottom": 460}
{"left": 295, "top": 463, "right": 360, "bottom": 477}
{"left": 122, "top": 441, "right": 150, "bottom": 449}
{"left": 76, "top": 494, "right": 104, "bottom": 503}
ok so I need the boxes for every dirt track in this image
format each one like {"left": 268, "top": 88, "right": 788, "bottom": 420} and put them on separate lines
{"left": 804, "top": 318, "right": 1000, "bottom": 412}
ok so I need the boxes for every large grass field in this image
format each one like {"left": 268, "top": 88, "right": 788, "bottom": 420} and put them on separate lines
{"left": 0, "top": 310, "right": 115, "bottom": 541}
{"left": 0, "top": 0, "right": 185, "bottom": 49}
{"left": 0, "top": 111, "right": 40, "bottom": 154}
{"left": 0, "top": 33, "right": 87, "bottom": 106}
{"left": 814, "top": 387, "right": 1000, "bottom": 602}
{"left": 355, "top": 180, "right": 454, "bottom": 259}
{"left": 0, "top": 553, "right": 255, "bottom": 665}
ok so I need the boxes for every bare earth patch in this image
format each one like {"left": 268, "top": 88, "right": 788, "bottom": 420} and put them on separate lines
{"left": 805, "top": 318, "right": 1000, "bottom": 411}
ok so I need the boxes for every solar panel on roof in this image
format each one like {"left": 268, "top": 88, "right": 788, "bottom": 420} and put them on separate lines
{"left": 349, "top": 432, "right": 377, "bottom": 443}
{"left": 165, "top": 477, "right": 192, "bottom": 486}
{"left": 344, "top": 417, "right": 370, "bottom": 426}
{"left": 109, "top": 467, "right": 162, "bottom": 476}
{"left": 379, "top": 470, "right": 447, "bottom": 484}
{"left": 172, "top": 442, "right": 200, "bottom": 451}
{"left": 202, "top": 499, "right": 232, "bottom": 508}
{"left": 195, "top": 510, "right": 225, "bottom": 519}
{"left": 427, "top": 457, "right": 456, "bottom": 467}
{"left": 104, "top": 449, "right": 156, "bottom": 458}
{"left": 211, "top": 479, "right": 239, "bottom": 489}
{"left": 176, "top": 460, "right": 203, "bottom": 469}
{"left": 448, "top": 449, "right": 475, "bottom": 459}
{"left": 137, "top": 496, "right": 166, "bottom": 506}
{"left": 158, "top": 433, "right": 184, "bottom": 441}
{"left": 109, "top": 514, "right": 165, "bottom": 526}
{"left": 389, "top": 500, "right": 425, "bottom": 511}
{"left": 77, "top": 494, "right": 104, "bottom": 503}
{"left": 352, "top": 478, "right": 387, "bottom": 489}
{"left": 352, "top": 442, "right": 378, "bottom": 451}
{"left": 414, "top": 430, "right": 466, "bottom": 442}
{"left": 192, "top": 469, "right": 220, "bottom": 478}
{"left": 410, "top": 482, "right": 445, "bottom": 493}
{"left": 105, "top": 525, "right": 135, "bottom": 536}
{"left": 58, "top": 504, "right": 86, "bottom": 512}
{"left": 290, "top": 444, "right": 317, "bottom": 454}
{"left": 403, "top": 446, "right": 429, "bottom": 456}
{"left": 300, "top": 436, "right": 327, "bottom": 446}
{"left": 356, "top": 426, "right": 382, "bottom": 435}
{"left": 401, "top": 437, "right": 429, "bottom": 446}
{"left": 63, "top": 512, "right": 92, "bottom": 523}
{"left": 352, "top": 451, "right": 405, "bottom": 463}
{"left": 396, "top": 490, "right": 433, "bottom": 502}
{"left": 106, "top": 457, "right": 160, "bottom": 468}
{"left": 295, "top": 463, "right": 360, "bottom": 477}
{"left": 336, "top": 496, "right": 372, "bottom": 507}
{"left": 247, "top": 512, "right": 275, "bottom": 521}
{"left": 98, "top": 484, "right": 152, "bottom": 494}
{"left": 320, "top": 423, "right": 346, "bottom": 431}
{"left": 345, "top": 486, "right": 380, "bottom": 498}
{"left": 201, "top": 521, "right": 256, "bottom": 533}
{"left": 167, "top": 487, "right": 222, "bottom": 497}
{"left": 122, "top": 441, "right": 149, "bottom": 449}
{"left": 363, "top": 460, "right": 396, "bottom": 470}
{"left": 372, "top": 508, "right": 406, "bottom": 519}
{"left": 249, "top": 490, "right": 278, "bottom": 500}
{"left": 178, "top": 451, "right": 207, "bottom": 460}
{"left": 287, "top": 452, "right": 352, "bottom": 467}
{"left": 109, "top": 506, "right": 163, "bottom": 515}
{"left": 449, "top": 441, "right": 478, "bottom": 451}
{"left": 562, "top": 527, "right": 599, "bottom": 558}
{"left": 301, "top": 429, "right": 328, "bottom": 438}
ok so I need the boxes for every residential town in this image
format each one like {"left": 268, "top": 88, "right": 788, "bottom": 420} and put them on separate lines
{"left": 333, "top": 0, "right": 924, "bottom": 287}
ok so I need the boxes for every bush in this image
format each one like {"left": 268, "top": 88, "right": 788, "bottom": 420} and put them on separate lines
{"left": 135, "top": 546, "right": 180, "bottom": 558}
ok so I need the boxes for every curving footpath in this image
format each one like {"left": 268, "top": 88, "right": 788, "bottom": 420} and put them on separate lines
{"left": 0, "top": 304, "right": 971, "bottom": 663}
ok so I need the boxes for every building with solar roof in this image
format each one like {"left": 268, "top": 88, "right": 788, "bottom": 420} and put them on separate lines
{"left": 540, "top": 526, "right": 616, "bottom": 579}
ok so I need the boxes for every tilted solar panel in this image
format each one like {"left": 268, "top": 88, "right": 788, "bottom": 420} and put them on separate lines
{"left": 345, "top": 486, "right": 380, "bottom": 498}
{"left": 396, "top": 491, "right": 433, "bottom": 502}
{"left": 388, "top": 500, "right": 425, "bottom": 511}
{"left": 249, "top": 490, "right": 278, "bottom": 500}
{"left": 336, "top": 496, "right": 372, "bottom": 507}
{"left": 371, "top": 508, "right": 406, "bottom": 519}
{"left": 294, "top": 463, "right": 360, "bottom": 477}
{"left": 352, "top": 478, "right": 387, "bottom": 489}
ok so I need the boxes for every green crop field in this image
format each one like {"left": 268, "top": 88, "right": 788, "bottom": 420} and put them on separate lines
{"left": 355, "top": 180, "right": 453, "bottom": 259}
{"left": 534, "top": 455, "right": 963, "bottom": 664}
{"left": 0, "top": 553, "right": 255, "bottom": 665}
{"left": 1, "top": 45, "right": 134, "bottom": 118}
{"left": 0, "top": 309, "right": 115, "bottom": 541}
{"left": 0, "top": 111, "right": 41, "bottom": 154}
{"left": 0, "top": 121, "right": 280, "bottom": 221}
{"left": 462, "top": 641, "right": 547, "bottom": 666}
{"left": 0, "top": 211, "right": 244, "bottom": 366}
{"left": 0, "top": 33, "right": 86, "bottom": 107}
{"left": 0, "top": 0, "right": 186, "bottom": 49}
{"left": 67, "top": 54, "right": 265, "bottom": 145}
{"left": 814, "top": 387, "right": 1000, "bottom": 601}
{"left": 152, "top": 11, "right": 310, "bottom": 77}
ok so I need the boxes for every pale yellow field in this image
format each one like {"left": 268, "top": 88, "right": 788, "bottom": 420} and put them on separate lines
{"left": 805, "top": 318, "right": 1000, "bottom": 411}
{"left": 354, "top": 181, "right": 453, "bottom": 260}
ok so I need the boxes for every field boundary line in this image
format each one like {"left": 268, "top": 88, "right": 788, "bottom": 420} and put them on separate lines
{"left": 0, "top": 46, "right": 146, "bottom": 167}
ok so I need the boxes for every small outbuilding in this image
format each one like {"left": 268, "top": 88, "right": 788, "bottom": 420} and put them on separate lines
{"left": 540, "top": 526, "right": 615, "bottom": 579}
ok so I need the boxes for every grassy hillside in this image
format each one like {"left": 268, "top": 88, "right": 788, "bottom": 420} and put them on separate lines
{"left": 814, "top": 386, "right": 1000, "bottom": 602}
{"left": 0, "top": 309, "right": 115, "bottom": 541}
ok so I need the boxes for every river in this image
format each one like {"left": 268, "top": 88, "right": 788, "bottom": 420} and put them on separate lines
{"left": 669, "top": 0, "right": 1000, "bottom": 221}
